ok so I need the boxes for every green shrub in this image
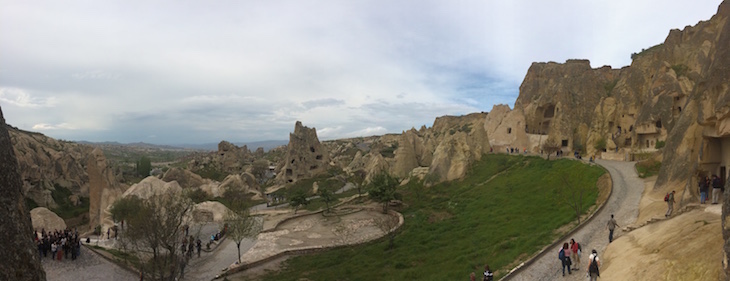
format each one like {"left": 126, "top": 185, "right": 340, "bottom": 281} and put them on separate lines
{"left": 655, "top": 140, "right": 666, "bottom": 149}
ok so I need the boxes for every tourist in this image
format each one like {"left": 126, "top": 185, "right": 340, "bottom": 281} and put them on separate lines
{"left": 51, "top": 241, "right": 57, "bottom": 261}
{"left": 196, "top": 239, "right": 202, "bottom": 257}
{"left": 586, "top": 249, "right": 600, "bottom": 281}
{"left": 665, "top": 190, "right": 676, "bottom": 217}
{"left": 606, "top": 214, "right": 619, "bottom": 243}
{"left": 469, "top": 271, "right": 476, "bottom": 281}
{"left": 569, "top": 238, "right": 581, "bottom": 270}
{"left": 699, "top": 176, "right": 709, "bottom": 204}
{"left": 560, "top": 243, "right": 572, "bottom": 276}
{"left": 483, "top": 264, "right": 493, "bottom": 281}
{"left": 712, "top": 175, "right": 722, "bottom": 204}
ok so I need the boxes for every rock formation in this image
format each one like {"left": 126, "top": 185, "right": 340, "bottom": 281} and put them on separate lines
{"left": 30, "top": 207, "right": 67, "bottom": 232}
{"left": 8, "top": 125, "right": 93, "bottom": 208}
{"left": 121, "top": 176, "right": 183, "bottom": 199}
{"left": 162, "top": 167, "right": 206, "bottom": 189}
{"left": 87, "top": 148, "right": 124, "bottom": 231}
{"left": 0, "top": 106, "right": 46, "bottom": 280}
{"left": 275, "top": 121, "right": 331, "bottom": 183}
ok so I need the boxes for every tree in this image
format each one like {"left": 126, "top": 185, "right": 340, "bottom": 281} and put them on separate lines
{"left": 318, "top": 187, "right": 335, "bottom": 213}
{"left": 136, "top": 156, "right": 152, "bottom": 177}
{"left": 225, "top": 208, "right": 262, "bottom": 264}
{"left": 348, "top": 169, "right": 367, "bottom": 200}
{"left": 368, "top": 172, "right": 400, "bottom": 213}
{"left": 553, "top": 172, "right": 596, "bottom": 224}
{"left": 594, "top": 137, "right": 607, "bottom": 152}
{"left": 251, "top": 160, "right": 269, "bottom": 185}
{"left": 542, "top": 137, "right": 561, "bottom": 160}
{"left": 289, "top": 190, "right": 309, "bottom": 214}
{"left": 375, "top": 215, "right": 400, "bottom": 250}
{"left": 115, "top": 192, "right": 193, "bottom": 280}
{"left": 109, "top": 195, "right": 143, "bottom": 226}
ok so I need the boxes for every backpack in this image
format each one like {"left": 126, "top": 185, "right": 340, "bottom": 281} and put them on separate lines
{"left": 589, "top": 256, "right": 600, "bottom": 276}
{"left": 664, "top": 193, "right": 670, "bottom": 202}
{"left": 558, "top": 248, "right": 565, "bottom": 261}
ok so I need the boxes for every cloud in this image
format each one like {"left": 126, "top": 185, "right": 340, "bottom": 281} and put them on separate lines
{"left": 0, "top": 88, "right": 57, "bottom": 108}
{"left": 32, "top": 123, "right": 76, "bottom": 130}
{"left": 0, "top": 0, "right": 722, "bottom": 144}
{"left": 301, "top": 98, "right": 345, "bottom": 110}
{"left": 71, "top": 70, "right": 120, "bottom": 80}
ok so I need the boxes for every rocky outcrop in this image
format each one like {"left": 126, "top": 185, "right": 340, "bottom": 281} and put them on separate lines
{"left": 8, "top": 125, "right": 94, "bottom": 208}
{"left": 30, "top": 207, "right": 67, "bottom": 232}
{"left": 192, "top": 201, "right": 231, "bottom": 222}
{"left": 162, "top": 167, "right": 207, "bottom": 189}
{"left": 217, "top": 141, "right": 254, "bottom": 173}
{"left": 275, "top": 121, "right": 331, "bottom": 184}
{"left": 87, "top": 148, "right": 124, "bottom": 230}
{"left": 122, "top": 176, "right": 183, "bottom": 199}
{"left": 429, "top": 113, "right": 490, "bottom": 181}
{"left": 0, "top": 106, "right": 46, "bottom": 281}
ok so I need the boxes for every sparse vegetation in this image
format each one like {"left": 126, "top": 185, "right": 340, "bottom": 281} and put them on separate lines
{"left": 636, "top": 159, "right": 662, "bottom": 178}
{"left": 604, "top": 79, "right": 619, "bottom": 95}
{"left": 671, "top": 64, "right": 689, "bottom": 77}
{"left": 594, "top": 137, "right": 607, "bottom": 152}
{"left": 193, "top": 165, "right": 229, "bottom": 181}
{"left": 379, "top": 143, "right": 399, "bottom": 158}
{"left": 655, "top": 140, "right": 666, "bottom": 149}
{"left": 247, "top": 154, "right": 604, "bottom": 280}
{"left": 631, "top": 43, "right": 664, "bottom": 60}
{"left": 50, "top": 184, "right": 89, "bottom": 219}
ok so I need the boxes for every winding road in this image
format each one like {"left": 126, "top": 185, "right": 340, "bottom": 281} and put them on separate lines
{"left": 507, "top": 159, "right": 645, "bottom": 281}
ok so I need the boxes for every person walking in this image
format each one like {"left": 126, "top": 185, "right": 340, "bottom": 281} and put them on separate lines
{"left": 483, "top": 264, "right": 493, "bottom": 281}
{"left": 712, "top": 175, "right": 722, "bottom": 204}
{"left": 665, "top": 190, "right": 676, "bottom": 217}
{"left": 569, "top": 238, "right": 581, "bottom": 270}
{"left": 560, "top": 243, "right": 572, "bottom": 276}
{"left": 699, "top": 176, "right": 710, "bottom": 204}
{"left": 606, "top": 214, "right": 619, "bottom": 243}
{"left": 586, "top": 249, "right": 600, "bottom": 281}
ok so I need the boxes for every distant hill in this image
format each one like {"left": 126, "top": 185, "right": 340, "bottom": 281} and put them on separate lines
{"left": 175, "top": 140, "right": 288, "bottom": 152}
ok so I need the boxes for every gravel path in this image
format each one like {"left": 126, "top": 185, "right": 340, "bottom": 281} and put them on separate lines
{"left": 507, "top": 159, "right": 644, "bottom": 280}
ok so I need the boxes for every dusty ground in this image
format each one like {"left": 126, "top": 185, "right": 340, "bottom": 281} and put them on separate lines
{"left": 601, "top": 177, "right": 724, "bottom": 281}
{"left": 225, "top": 203, "right": 395, "bottom": 278}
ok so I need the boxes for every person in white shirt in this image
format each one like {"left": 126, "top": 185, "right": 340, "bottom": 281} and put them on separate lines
{"left": 586, "top": 249, "right": 600, "bottom": 281}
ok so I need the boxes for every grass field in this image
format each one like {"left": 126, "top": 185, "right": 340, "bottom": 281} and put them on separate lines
{"left": 239, "top": 154, "right": 604, "bottom": 281}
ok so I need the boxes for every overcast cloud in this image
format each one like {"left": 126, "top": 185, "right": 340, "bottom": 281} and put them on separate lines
{"left": 0, "top": 0, "right": 722, "bottom": 144}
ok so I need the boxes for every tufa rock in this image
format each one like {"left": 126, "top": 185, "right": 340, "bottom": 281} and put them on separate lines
{"left": 30, "top": 207, "right": 67, "bottom": 232}
{"left": 87, "top": 148, "right": 124, "bottom": 232}
{"left": 275, "top": 121, "right": 331, "bottom": 184}
{"left": 0, "top": 106, "right": 46, "bottom": 280}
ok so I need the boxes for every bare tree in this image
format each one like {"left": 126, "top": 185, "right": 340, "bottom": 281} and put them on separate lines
{"left": 225, "top": 208, "right": 262, "bottom": 264}
{"left": 553, "top": 172, "right": 595, "bottom": 224}
{"left": 348, "top": 169, "right": 367, "bottom": 200}
{"left": 375, "top": 215, "right": 400, "bottom": 250}
{"left": 114, "top": 192, "right": 193, "bottom": 280}
{"left": 542, "top": 137, "right": 561, "bottom": 160}
{"left": 333, "top": 221, "right": 355, "bottom": 245}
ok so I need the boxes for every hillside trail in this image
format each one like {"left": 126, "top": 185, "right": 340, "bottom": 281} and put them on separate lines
{"left": 507, "top": 159, "right": 644, "bottom": 281}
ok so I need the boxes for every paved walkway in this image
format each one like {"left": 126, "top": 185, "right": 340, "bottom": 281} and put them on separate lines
{"left": 508, "top": 159, "right": 644, "bottom": 280}
{"left": 41, "top": 246, "right": 137, "bottom": 281}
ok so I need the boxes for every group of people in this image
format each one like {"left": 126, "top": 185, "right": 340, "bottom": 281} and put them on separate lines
{"left": 35, "top": 228, "right": 82, "bottom": 262}
{"left": 698, "top": 174, "right": 724, "bottom": 205}
{"left": 558, "top": 239, "right": 601, "bottom": 280}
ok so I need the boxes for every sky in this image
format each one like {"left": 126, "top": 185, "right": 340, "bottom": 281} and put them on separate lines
{"left": 0, "top": 0, "right": 723, "bottom": 145}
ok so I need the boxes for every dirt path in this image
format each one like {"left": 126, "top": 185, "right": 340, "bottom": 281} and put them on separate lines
{"left": 507, "top": 159, "right": 644, "bottom": 280}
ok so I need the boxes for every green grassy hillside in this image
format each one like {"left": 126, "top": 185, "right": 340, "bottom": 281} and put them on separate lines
{"left": 242, "top": 154, "right": 605, "bottom": 281}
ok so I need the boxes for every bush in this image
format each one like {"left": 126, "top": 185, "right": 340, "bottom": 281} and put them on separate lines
{"left": 594, "top": 137, "right": 607, "bottom": 152}
{"left": 655, "top": 141, "right": 666, "bottom": 149}
{"left": 636, "top": 159, "right": 662, "bottom": 178}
